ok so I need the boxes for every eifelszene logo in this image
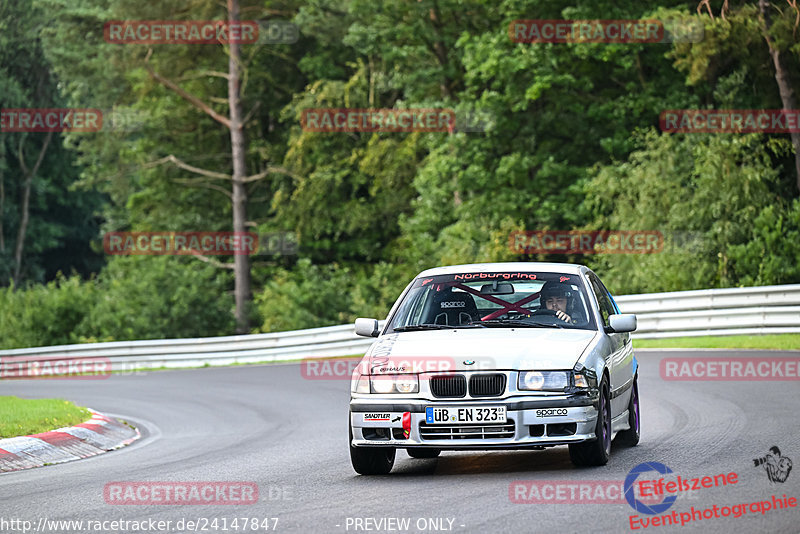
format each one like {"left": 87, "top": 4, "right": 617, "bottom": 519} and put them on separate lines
{"left": 624, "top": 462, "right": 678, "bottom": 515}
{"left": 753, "top": 446, "right": 792, "bottom": 483}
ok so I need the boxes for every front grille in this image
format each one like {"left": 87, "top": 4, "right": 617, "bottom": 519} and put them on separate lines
{"left": 430, "top": 374, "right": 467, "bottom": 398}
{"left": 420, "top": 420, "right": 516, "bottom": 440}
{"left": 469, "top": 373, "right": 506, "bottom": 397}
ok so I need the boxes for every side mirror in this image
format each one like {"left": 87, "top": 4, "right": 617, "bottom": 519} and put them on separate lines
{"left": 607, "top": 314, "right": 637, "bottom": 333}
{"left": 355, "top": 318, "right": 380, "bottom": 338}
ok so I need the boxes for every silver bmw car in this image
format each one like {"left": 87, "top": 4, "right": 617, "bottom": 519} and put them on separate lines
{"left": 349, "top": 262, "right": 640, "bottom": 475}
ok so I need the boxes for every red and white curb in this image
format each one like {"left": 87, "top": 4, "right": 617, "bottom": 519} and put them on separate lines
{"left": 0, "top": 410, "right": 139, "bottom": 473}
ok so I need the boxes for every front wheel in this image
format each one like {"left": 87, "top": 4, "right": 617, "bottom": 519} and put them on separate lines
{"left": 349, "top": 422, "right": 395, "bottom": 475}
{"left": 569, "top": 377, "right": 611, "bottom": 467}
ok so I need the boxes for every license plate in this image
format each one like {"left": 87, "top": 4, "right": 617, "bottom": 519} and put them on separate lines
{"left": 425, "top": 406, "right": 507, "bottom": 425}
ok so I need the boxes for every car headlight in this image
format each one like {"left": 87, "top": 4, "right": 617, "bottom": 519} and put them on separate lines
{"left": 395, "top": 375, "right": 417, "bottom": 393}
{"left": 371, "top": 375, "right": 396, "bottom": 394}
{"left": 369, "top": 374, "right": 419, "bottom": 394}
{"left": 571, "top": 367, "right": 598, "bottom": 389}
{"left": 519, "top": 371, "right": 568, "bottom": 391}
{"left": 353, "top": 374, "right": 370, "bottom": 394}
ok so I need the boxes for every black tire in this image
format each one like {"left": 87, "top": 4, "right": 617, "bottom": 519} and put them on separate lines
{"left": 616, "top": 374, "right": 640, "bottom": 447}
{"left": 569, "top": 377, "right": 611, "bottom": 467}
{"left": 349, "top": 421, "right": 395, "bottom": 475}
{"left": 407, "top": 447, "right": 441, "bottom": 459}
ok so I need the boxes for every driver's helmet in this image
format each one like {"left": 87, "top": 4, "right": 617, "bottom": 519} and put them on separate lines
{"left": 539, "top": 281, "right": 574, "bottom": 308}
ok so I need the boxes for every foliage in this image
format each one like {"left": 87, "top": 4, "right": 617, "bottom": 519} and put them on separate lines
{"left": 0, "top": 0, "right": 104, "bottom": 285}
{"left": 0, "top": 258, "right": 234, "bottom": 349}
{"left": 80, "top": 256, "right": 235, "bottom": 341}
{"left": 256, "top": 258, "right": 355, "bottom": 332}
{"left": 584, "top": 130, "right": 788, "bottom": 293}
{"left": 255, "top": 259, "right": 412, "bottom": 332}
{"left": 0, "top": 274, "right": 96, "bottom": 348}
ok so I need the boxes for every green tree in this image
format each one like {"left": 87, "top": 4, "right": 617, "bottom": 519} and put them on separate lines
{"left": 0, "top": 275, "right": 96, "bottom": 349}
{"left": 585, "top": 130, "right": 791, "bottom": 293}
{"left": 0, "top": 0, "right": 104, "bottom": 286}
{"left": 79, "top": 256, "right": 234, "bottom": 341}
{"left": 35, "top": 0, "right": 309, "bottom": 332}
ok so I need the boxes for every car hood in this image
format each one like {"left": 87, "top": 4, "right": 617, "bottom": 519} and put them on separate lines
{"left": 363, "top": 328, "right": 598, "bottom": 373}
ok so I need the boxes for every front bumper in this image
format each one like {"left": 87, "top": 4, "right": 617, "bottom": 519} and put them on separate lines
{"left": 350, "top": 394, "right": 599, "bottom": 449}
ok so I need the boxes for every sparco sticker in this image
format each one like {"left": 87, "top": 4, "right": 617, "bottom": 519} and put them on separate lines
{"left": 536, "top": 408, "right": 568, "bottom": 417}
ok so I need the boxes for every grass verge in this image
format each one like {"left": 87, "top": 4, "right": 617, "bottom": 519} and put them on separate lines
{"left": 0, "top": 396, "right": 91, "bottom": 439}
{"left": 633, "top": 334, "right": 800, "bottom": 350}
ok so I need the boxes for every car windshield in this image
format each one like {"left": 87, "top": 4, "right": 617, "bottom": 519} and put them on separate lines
{"left": 388, "top": 272, "right": 596, "bottom": 331}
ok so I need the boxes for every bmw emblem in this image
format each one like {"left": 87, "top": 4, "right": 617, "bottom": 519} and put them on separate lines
{"left": 463, "top": 360, "right": 475, "bottom": 365}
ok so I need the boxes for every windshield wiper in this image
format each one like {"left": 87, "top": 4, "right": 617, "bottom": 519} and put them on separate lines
{"left": 473, "top": 319, "right": 564, "bottom": 329}
{"left": 393, "top": 323, "right": 482, "bottom": 332}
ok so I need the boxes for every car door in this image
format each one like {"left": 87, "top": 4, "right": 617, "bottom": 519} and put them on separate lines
{"left": 587, "top": 272, "right": 633, "bottom": 419}
{"left": 599, "top": 276, "right": 636, "bottom": 414}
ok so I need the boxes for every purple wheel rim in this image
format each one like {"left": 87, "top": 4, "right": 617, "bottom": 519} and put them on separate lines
{"left": 601, "top": 387, "right": 610, "bottom": 449}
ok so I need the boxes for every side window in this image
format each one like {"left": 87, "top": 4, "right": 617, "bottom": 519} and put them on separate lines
{"left": 588, "top": 274, "right": 615, "bottom": 327}
{"left": 406, "top": 290, "right": 428, "bottom": 324}
{"left": 599, "top": 280, "right": 621, "bottom": 314}
{"left": 391, "top": 286, "right": 428, "bottom": 328}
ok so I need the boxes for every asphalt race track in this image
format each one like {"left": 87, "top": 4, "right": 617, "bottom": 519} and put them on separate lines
{"left": 2, "top": 349, "right": 799, "bottom": 534}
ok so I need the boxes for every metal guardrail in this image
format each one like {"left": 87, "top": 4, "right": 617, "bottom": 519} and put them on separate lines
{"left": 615, "top": 284, "right": 800, "bottom": 338}
{"left": 0, "top": 324, "right": 374, "bottom": 371}
{"left": 0, "top": 284, "right": 798, "bottom": 371}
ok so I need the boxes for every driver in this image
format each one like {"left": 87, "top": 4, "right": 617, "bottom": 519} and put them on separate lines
{"left": 539, "top": 281, "right": 577, "bottom": 324}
